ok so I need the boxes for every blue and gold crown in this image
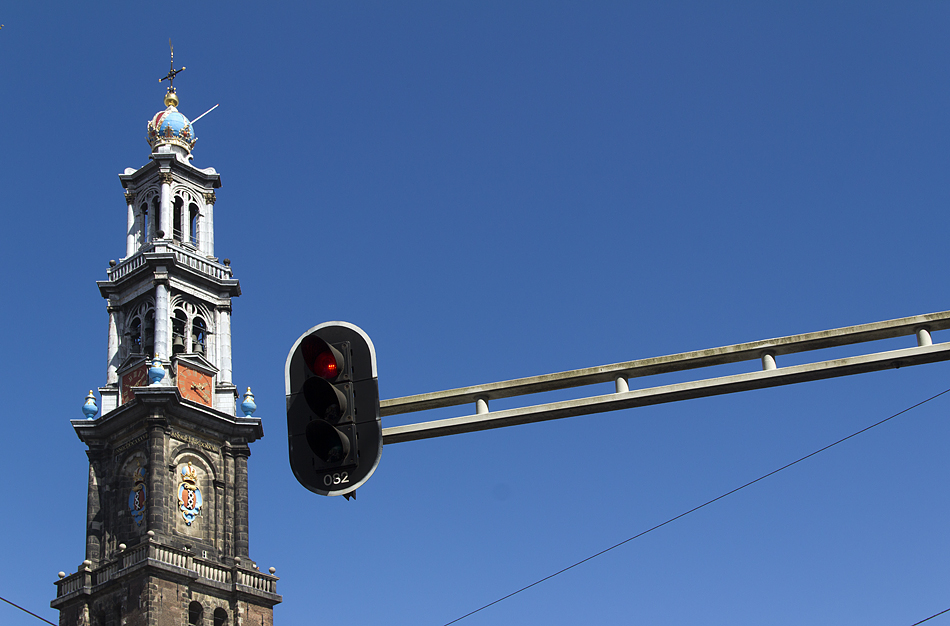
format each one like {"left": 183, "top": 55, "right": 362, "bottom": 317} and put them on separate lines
{"left": 148, "top": 104, "right": 197, "bottom": 152}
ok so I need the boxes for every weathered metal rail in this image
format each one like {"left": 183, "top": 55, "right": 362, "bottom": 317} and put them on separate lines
{"left": 381, "top": 310, "right": 950, "bottom": 444}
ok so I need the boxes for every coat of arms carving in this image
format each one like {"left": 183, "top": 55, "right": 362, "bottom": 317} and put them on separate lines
{"left": 177, "top": 462, "right": 203, "bottom": 525}
{"left": 128, "top": 463, "right": 147, "bottom": 526}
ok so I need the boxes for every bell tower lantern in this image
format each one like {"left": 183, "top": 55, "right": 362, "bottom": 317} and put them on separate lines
{"left": 52, "top": 50, "right": 281, "bottom": 626}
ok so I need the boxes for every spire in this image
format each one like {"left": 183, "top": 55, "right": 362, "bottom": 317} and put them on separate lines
{"left": 148, "top": 41, "right": 196, "bottom": 155}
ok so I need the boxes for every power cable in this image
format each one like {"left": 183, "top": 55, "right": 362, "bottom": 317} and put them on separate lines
{"left": 909, "top": 606, "right": 950, "bottom": 625}
{"left": 0, "top": 595, "right": 57, "bottom": 626}
{"left": 441, "top": 386, "right": 950, "bottom": 625}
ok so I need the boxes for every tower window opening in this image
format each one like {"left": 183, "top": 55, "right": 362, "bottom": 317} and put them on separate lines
{"left": 189, "top": 203, "right": 200, "bottom": 246}
{"left": 150, "top": 197, "right": 160, "bottom": 240}
{"left": 188, "top": 601, "right": 203, "bottom": 626}
{"left": 143, "top": 311, "right": 155, "bottom": 357}
{"left": 172, "top": 302, "right": 211, "bottom": 356}
{"left": 139, "top": 201, "right": 149, "bottom": 246}
{"left": 173, "top": 197, "right": 184, "bottom": 242}
{"left": 129, "top": 318, "right": 143, "bottom": 354}
{"left": 193, "top": 317, "right": 207, "bottom": 355}
{"left": 172, "top": 310, "right": 187, "bottom": 355}
{"left": 212, "top": 608, "right": 227, "bottom": 626}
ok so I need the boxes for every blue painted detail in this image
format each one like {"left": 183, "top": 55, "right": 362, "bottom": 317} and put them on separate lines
{"left": 147, "top": 107, "right": 197, "bottom": 150}
{"left": 129, "top": 464, "right": 147, "bottom": 526}
{"left": 157, "top": 111, "right": 194, "bottom": 141}
{"left": 148, "top": 358, "right": 165, "bottom": 385}
{"left": 178, "top": 463, "right": 203, "bottom": 525}
{"left": 241, "top": 388, "right": 257, "bottom": 417}
{"left": 82, "top": 391, "right": 98, "bottom": 420}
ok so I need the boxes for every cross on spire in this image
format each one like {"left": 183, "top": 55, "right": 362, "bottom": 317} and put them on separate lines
{"left": 159, "top": 39, "right": 185, "bottom": 90}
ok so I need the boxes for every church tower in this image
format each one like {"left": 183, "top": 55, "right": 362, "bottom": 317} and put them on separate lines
{"left": 52, "top": 55, "right": 281, "bottom": 626}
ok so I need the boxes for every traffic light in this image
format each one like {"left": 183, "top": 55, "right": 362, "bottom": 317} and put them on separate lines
{"left": 285, "top": 322, "right": 381, "bottom": 497}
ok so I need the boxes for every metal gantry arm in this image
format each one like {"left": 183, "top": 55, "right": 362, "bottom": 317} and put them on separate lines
{"left": 380, "top": 310, "right": 950, "bottom": 444}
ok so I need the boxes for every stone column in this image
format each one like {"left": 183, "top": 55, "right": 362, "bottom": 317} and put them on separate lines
{"left": 85, "top": 450, "right": 105, "bottom": 564}
{"left": 217, "top": 306, "right": 232, "bottom": 383}
{"left": 233, "top": 446, "right": 251, "bottom": 558}
{"left": 214, "top": 478, "right": 225, "bottom": 554}
{"left": 125, "top": 191, "right": 136, "bottom": 257}
{"left": 155, "top": 283, "right": 170, "bottom": 361}
{"left": 203, "top": 192, "right": 216, "bottom": 258}
{"left": 146, "top": 413, "right": 168, "bottom": 534}
{"left": 106, "top": 305, "right": 120, "bottom": 385}
{"left": 222, "top": 442, "right": 234, "bottom": 558}
{"left": 159, "top": 172, "right": 173, "bottom": 237}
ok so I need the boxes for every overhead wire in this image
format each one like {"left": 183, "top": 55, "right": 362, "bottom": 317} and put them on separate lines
{"left": 909, "top": 606, "right": 950, "bottom": 625}
{"left": 0, "top": 595, "right": 57, "bottom": 626}
{"left": 441, "top": 386, "right": 950, "bottom": 625}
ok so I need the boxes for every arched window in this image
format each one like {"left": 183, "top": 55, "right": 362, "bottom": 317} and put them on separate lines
{"left": 143, "top": 310, "right": 155, "bottom": 357}
{"left": 125, "top": 301, "right": 156, "bottom": 359}
{"left": 172, "top": 310, "right": 188, "bottom": 355}
{"left": 192, "top": 317, "right": 207, "bottom": 355}
{"left": 150, "top": 196, "right": 160, "bottom": 239}
{"left": 171, "top": 301, "right": 212, "bottom": 356}
{"left": 173, "top": 196, "right": 185, "bottom": 242}
{"left": 213, "top": 608, "right": 228, "bottom": 626}
{"left": 188, "top": 601, "right": 203, "bottom": 626}
{"left": 190, "top": 203, "right": 200, "bottom": 246}
{"left": 129, "top": 317, "right": 142, "bottom": 354}
{"left": 139, "top": 201, "right": 149, "bottom": 246}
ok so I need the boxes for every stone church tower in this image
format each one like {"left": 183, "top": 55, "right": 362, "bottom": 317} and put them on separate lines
{"left": 52, "top": 62, "right": 281, "bottom": 626}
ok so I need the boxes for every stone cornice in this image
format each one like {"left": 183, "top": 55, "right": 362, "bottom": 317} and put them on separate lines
{"left": 119, "top": 154, "right": 222, "bottom": 190}
{"left": 72, "top": 386, "right": 264, "bottom": 446}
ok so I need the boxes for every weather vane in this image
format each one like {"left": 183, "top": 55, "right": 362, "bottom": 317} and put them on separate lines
{"left": 159, "top": 39, "right": 186, "bottom": 90}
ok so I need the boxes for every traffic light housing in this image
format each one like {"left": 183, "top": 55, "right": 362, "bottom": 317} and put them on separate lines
{"left": 285, "top": 322, "right": 381, "bottom": 496}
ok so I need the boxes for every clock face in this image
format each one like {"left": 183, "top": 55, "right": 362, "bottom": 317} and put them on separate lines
{"left": 178, "top": 365, "right": 213, "bottom": 407}
{"left": 121, "top": 364, "right": 150, "bottom": 405}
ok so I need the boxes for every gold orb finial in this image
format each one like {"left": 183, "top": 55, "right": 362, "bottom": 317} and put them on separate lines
{"left": 164, "top": 89, "right": 179, "bottom": 108}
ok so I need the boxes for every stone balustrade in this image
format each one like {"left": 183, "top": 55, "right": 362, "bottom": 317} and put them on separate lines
{"left": 55, "top": 541, "right": 276, "bottom": 599}
{"left": 236, "top": 568, "right": 278, "bottom": 594}
{"left": 108, "top": 244, "right": 231, "bottom": 282}
{"left": 57, "top": 572, "right": 85, "bottom": 596}
{"left": 108, "top": 255, "right": 146, "bottom": 281}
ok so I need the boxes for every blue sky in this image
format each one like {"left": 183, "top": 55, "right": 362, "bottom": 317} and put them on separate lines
{"left": 2, "top": 2, "right": 949, "bottom": 624}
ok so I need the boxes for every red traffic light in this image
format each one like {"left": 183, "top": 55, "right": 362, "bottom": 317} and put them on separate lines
{"left": 286, "top": 322, "right": 381, "bottom": 497}
{"left": 301, "top": 336, "right": 343, "bottom": 380}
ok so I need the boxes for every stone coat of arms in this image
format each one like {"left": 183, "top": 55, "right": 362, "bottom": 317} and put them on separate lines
{"left": 128, "top": 463, "right": 147, "bottom": 526}
{"left": 177, "top": 462, "right": 203, "bottom": 525}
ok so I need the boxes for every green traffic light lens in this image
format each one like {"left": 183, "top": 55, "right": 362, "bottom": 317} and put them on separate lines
{"left": 305, "top": 420, "right": 350, "bottom": 463}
